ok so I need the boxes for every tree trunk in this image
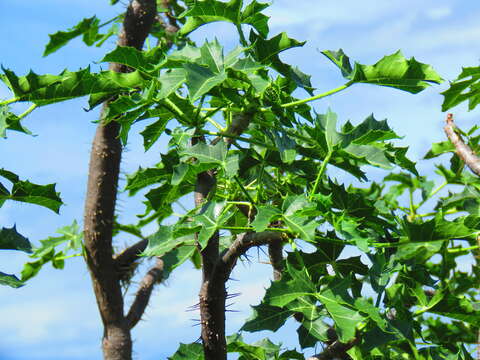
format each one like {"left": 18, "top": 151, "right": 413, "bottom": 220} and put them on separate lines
{"left": 199, "top": 279, "right": 227, "bottom": 360}
{"left": 83, "top": 1, "right": 156, "bottom": 359}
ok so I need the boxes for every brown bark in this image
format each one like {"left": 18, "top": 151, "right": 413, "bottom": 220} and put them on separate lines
{"left": 195, "top": 168, "right": 226, "bottom": 360}
{"left": 199, "top": 230, "right": 285, "bottom": 359}
{"left": 126, "top": 258, "right": 164, "bottom": 329}
{"left": 268, "top": 241, "right": 284, "bottom": 281}
{"left": 83, "top": 1, "right": 156, "bottom": 359}
{"left": 114, "top": 238, "right": 148, "bottom": 275}
{"left": 195, "top": 111, "right": 262, "bottom": 360}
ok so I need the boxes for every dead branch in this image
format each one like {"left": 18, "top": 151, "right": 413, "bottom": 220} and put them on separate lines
{"left": 444, "top": 113, "right": 480, "bottom": 176}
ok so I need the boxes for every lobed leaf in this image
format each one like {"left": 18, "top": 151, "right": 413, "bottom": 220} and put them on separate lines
{"left": 1, "top": 67, "right": 146, "bottom": 106}
{"left": 323, "top": 49, "right": 442, "bottom": 93}
{"left": 0, "top": 105, "right": 32, "bottom": 138}
{"left": 0, "top": 169, "right": 62, "bottom": 213}
{"left": 0, "top": 226, "right": 32, "bottom": 253}
{"left": 179, "top": 0, "right": 269, "bottom": 37}
{"left": 0, "top": 272, "right": 24, "bottom": 288}
{"left": 100, "top": 46, "right": 165, "bottom": 74}
{"left": 43, "top": 16, "right": 101, "bottom": 56}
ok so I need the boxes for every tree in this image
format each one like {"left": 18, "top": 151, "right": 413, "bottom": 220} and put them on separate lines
{"left": 1, "top": 1, "right": 479, "bottom": 359}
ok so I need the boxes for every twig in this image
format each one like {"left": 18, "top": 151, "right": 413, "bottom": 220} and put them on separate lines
{"left": 125, "top": 257, "right": 164, "bottom": 329}
{"left": 444, "top": 113, "right": 480, "bottom": 176}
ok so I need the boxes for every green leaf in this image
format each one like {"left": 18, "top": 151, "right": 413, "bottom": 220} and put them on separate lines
{"left": 125, "top": 166, "right": 170, "bottom": 195}
{"left": 140, "top": 116, "right": 172, "bottom": 151}
{"left": 43, "top": 16, "right": 100, "bottom": 56}
{"left": 183, "top": 63, "right": 227, "bottom": 100}
{"left": 0, "top": 272, "right": 24, "bottom": 288}
{"left": 169, "top": 343, "right": 204, "bottom": 360}
{"left": 21, "top": 221, "right": 82, "bottom": 281}
{"left": 166, "top": 45, "right": 202, "bottom": 67}
{"left": 428, "top": 291, "right": 480, "bottom": 326}
{"left": 251, "top": 205, "right": 281, "bottom": 232}
{"left": 0, "top": 169, "right": 62, "bottom": 213}
{"left": 250, "top": 31, "right": 305, "bottom": 65}
{"left": 191, "top": 201, "right": 234, "bottom": 248}
{"left": 180, "top": 142, "right": 239, "bottom": 177}
{"left": 297, "top": 318, "right": 330, "bottom": 345}
{"left": 0, "top": 226, "right": 32, "bottom": 253}
{"left": 158, "top": 69, "right": 187, "bottom": 99}
{"left": 272, "top": 130, "right": 297, "bottom": 164}
{"left": 162, "top": 245, "right": 196, "bottom": 280}
{"left": 242, "top": 303, "right": 290, "bottom": 332}
{"left": 0, "top": 105, "right": 32, "bottom": 138}
{"left": 316, "top": 278, "right": 365, "bottom": 342}
{"left": 240, "top": 0, "right": 270, "bottom": 37}
{"left": 227, "top": 334, "right": 267, "bottom": 359}
{"left": 142, "top": 225, "right": 196, "bottom": 257}
{"left": 179, "top": 0, "right": 269, "bottom": 37}
{"left": 323, "top": 49, "right": 442, "bottom": 93}
{"left": 424, "top": 141, "right": 456, "bottom": 159}
{"left": 281, "top": 195, "right": 318, "bottom": 242}
{"left": 100, "top": 46, "right": 165, "bottom": 73}
{"left": 264, "top": 264, "right": 316, "bottom": 307}
{"left": 1, "top": 67, "right": 146, "bottom": 106}
{"left": 441, "top": 66, "right": 480, "bottom": 111}
{"left": 200, "top": 39, "right": 225, "bottom": 73}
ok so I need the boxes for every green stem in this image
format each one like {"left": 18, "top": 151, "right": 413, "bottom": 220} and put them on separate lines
{"left": 205, "top": 116, "right": 224, "bottom": 131}
{"left": 199, "top": 82, "right": 352, "bottom": 113}
{"left": 198, "top": 129, "right": 276, "bottom": 149}
{"left": 281, "top": 82, "right": 353, "bottom": 109}
{"left": 194, "top": 95, "right": 206, "bottom": 125}
{"left": 201, "top": 106, "right": 261, "bottom": 113}
{"left": 0, "top": 98, "right": 19, "bottom": 106}
{"left": 55, "top": 253, "right": 83, "bottom": 260}
{"left": 309, "top": 151, "right": 333, "bottom": 200}
{"left": 448, "top": 245, "right": 479, "bottom": 253}
{"left": 18, "top": 104, "right": 37, "bottom": 119}
{"left": 416, "top": 209, "right": 458, "bottom": 218}
{"left": 162, "top": 98, "right": 190, "bottom": 124}
{"left": 372, "top": 237, "right": 472, "bottom": 248}
{"left": 234, "top": 176, "right": 255, "bottom": 204}
{"left": 227, "top": 201, "right": 252, "bottom": 206}
{"left": 236, "top": 24, "right": 248, "bottom": 48}
{"left": 408, "top": 189, "right": 416, "bottom": 220}
{"left": 98, "top": 15, "right": 121, "bottom": 29}
{"left": 221, "top": 226, "right": 287, "bottom": 232}
{"left": 416, "top": 181, "right": 448, "bottom": 210}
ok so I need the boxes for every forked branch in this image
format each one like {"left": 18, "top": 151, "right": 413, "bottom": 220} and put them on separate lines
{"left": 215, "top": 231, "right": 285, "bottom": 282}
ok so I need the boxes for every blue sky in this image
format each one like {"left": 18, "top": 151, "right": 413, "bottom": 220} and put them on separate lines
{"left": 0, "top": 0, "right": 479, "bottom": 359}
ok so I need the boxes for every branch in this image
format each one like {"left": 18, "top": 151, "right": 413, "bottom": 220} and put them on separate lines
{"left": 125, "top": 257, "right": 164, "bottom": 329}
{"left": 114, "top": 238, "right": 148, "bottom": 270}
{"left": 214, "top": 231, "right": 285, "bottom": 282}
{"left": 444, "top": 113, "right": 480, "bottom": 176}
{"left": 211, "top": 111, "right": 254, "bottom": 145}
{"left": 268, "top": 240, "right": 284, "bottom": 281}
{"left": 307, "top": 338, "right": 359, "bottom": 360}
